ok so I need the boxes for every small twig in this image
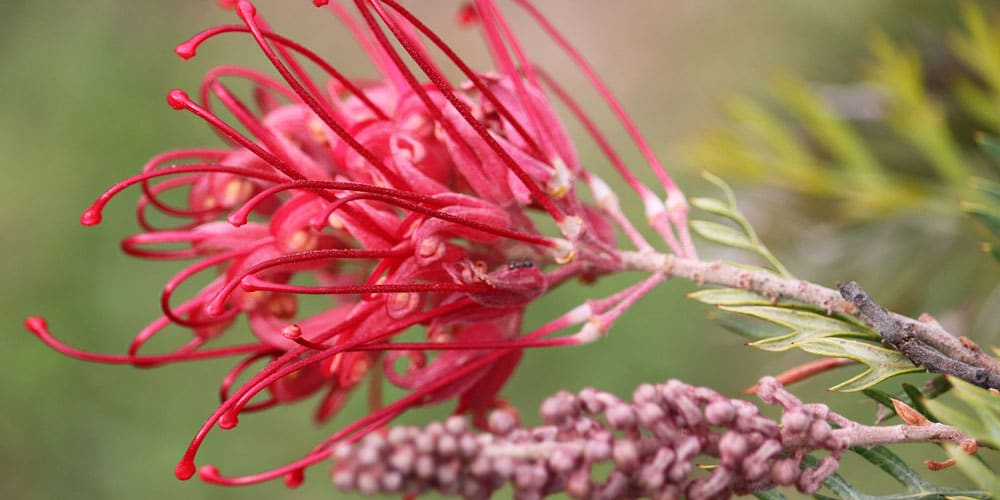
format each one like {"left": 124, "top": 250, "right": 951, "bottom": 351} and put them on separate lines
{"left": 838, "top": 281, "right": 1000, "bottom": 390}
{"left": 618, "top": 252, "right": 856, "bottom": 315}
{"left": 743, "top": 358, "right": 855, "bottom": 394}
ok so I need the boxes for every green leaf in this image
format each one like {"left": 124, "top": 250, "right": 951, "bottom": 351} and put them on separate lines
{"left": 689, "top": 287, "right": 788, "bottom": 306}
{"left": 689, "top": 287, "right": 829, "bottom": 310}
{"left": 923, "top": 378, "right": 1000, "bottom": 496}
{"left": 862, "top": 388, "right": 900, "bottom": 418}
{"left": 774, "top": 75, "right": 886, "bottom": 185}
{"left": 692, "top": 172, "right": 793, "bottom": 277}
{"left": 963, "top": 201, "right": 1000, "bottom": 238}
{"left": 701, "top": 170, "right": 740, "bottom": 206}
{"left": 850, "top": 446, "right": 929, "bottom": 490}
{"left": 987, "top": 242, "right": 1000, "bottom": 262}
{"left": 693, "top": 291, "right": 919, "bottom": 391}
{"left": 797, "top": 338, "right": 922, "bottom": 392}
{"left": 965, "top": 177, "right": 1000, "bottom": 256}
{"left": 969, "top": 177, "right": 1000, "bottom": 203}
{"left": 976, "top": 133, "right": 1000, "bottom": 165}
{"left": 720, "top": 305, "right": 874, "bottom": 351}
{"left": 804, "top": 446, "right": 992, "bottom": 499}
{"left": 710, "top": 311, "right": 787, "bottom": 341}
{"left": 690, "top": 196, "right": 738, "bottom": 219}
{"left": 753, "top": 490, "right": 787, "bottom": 500}
{"left": 691, "top": 220, "right": 756, "bottom": 250}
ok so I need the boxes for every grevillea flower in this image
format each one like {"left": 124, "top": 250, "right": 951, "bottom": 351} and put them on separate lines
{"left": 25, "top": 0, "right": 695, "bottom": 488}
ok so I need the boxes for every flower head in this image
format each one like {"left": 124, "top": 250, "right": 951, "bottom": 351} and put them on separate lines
{"left": 26, "top": 0, "right": 694, "bottom": 488}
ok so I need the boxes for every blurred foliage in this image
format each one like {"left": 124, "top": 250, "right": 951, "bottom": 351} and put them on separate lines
{"left": 963, "top": 135, "right": 1000, "bottom": 261}
{"left": 683, "top": 2, "right": 1000, "bottom": 219}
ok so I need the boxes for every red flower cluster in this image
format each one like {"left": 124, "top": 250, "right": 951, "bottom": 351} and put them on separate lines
{"left": 26, "top": 0, "right": 694, "bottom": 488}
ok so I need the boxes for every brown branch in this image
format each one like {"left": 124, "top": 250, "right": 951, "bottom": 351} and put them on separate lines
{"left": 839, "top": 281, "right": 1000, "bottom": 390}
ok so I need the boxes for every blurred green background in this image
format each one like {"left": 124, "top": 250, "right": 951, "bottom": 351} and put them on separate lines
{"left": 4, "top": 1, "right": 997, "bottom": 499}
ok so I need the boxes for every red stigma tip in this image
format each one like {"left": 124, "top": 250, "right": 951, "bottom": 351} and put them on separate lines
{"left": 80, "top": 207, "right": 102, "bottom": 226}
{"left": 198, "top": 465, "right": 221, "bottom": 481}
{"left": 218, "top": 411, "right": 239, "bottom": 430}
{"left": 457, "top": 4, "right": 479, "bottom": 27}
{"left": 175, "top": 460, "right": 196, "bottom": 480}
{"left": 217, "top": 0, "right": 237, "bottom": 8}
{"left": 174, "top": 42, "right": 197, "bottom": 60}
{"left": 166, "top": 89, "right": 189, "bottom": 110}
{"left": 235, "top": 1, "right": 256, "bottom": 20}
{"left": 205, "top": 300, "right": 226, "bottom": 317}
{"left": 24, "top": 316, "right": 47, "bottom": 336}
{"left": 284, "top": 469, "right": 304, "bottom": 488}
{"left": 312, "top": 0, "right": 329, "bottom": 6}
{"left": 239, "top": 275, "right": 258, "bottom": 292}
{"left": 282, "top": 324, "right": 302, "bottom": 339}
{"left": 225, "top": 212, "right": 247, "bottom": 227}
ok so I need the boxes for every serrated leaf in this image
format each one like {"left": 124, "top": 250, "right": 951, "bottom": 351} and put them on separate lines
{"left": 798, "top": 338, "right": 922, "bottom": 392}
{"left": 691, "top": 220, "right": 757, "bottom": 250}
{"left": 700, "top": 301, "right": 916, "bottom": 391}
{"left": 721, "top": 305, "right": 874, "bottom": 351}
